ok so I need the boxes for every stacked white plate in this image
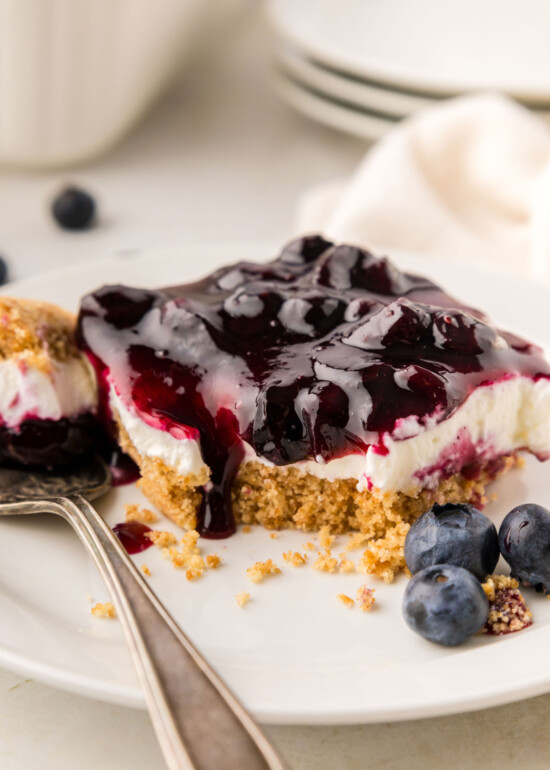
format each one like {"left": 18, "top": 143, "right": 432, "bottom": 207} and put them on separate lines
{"left": 267, "top": 0, "right": 550, "bottom": 140}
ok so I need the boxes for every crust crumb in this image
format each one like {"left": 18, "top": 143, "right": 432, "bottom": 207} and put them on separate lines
{"left": 358, "top": 522, "right": 410, "bottom": 583}
{"left": 337, "top": 594, "right": 355, "bottom": 608}
{"left": 312, "top": 549, "right": 338, "bottom": 573}
{"left": 140, "top": 564, "right": 151, "bottom": 577}
{"left": 124, "top": 504, "right": 158, "bottom": 525}
{"left": 345, "top": 533, "right": 370, "bottom": 552}
{"left": 282, "top": 550, "right": 308, "bottom": 567}
{"left": 206, "top": 554, "right": 221, "bottom": 569}
{"left": 481, "top": 574, "right": 532, "bottom": 635}
{"left": 242, "top": 525, "right": 252, "bottom": 533}
{"left": 482, "top": 573, "right": 518, "bottom": 601}
{"left": 235, "top": 591, "right": 251, "bottom": 607}
{"left": 339, "top": 555, "right": 355, "bottom": 573}
{"left": 91, "top": 602, "right": 116, "bottom": 619}
{"left": 154, "top": 529, "right": 207, "bottom": 578}
{"left": 246, "top": 559, "right": 281, "bottom": 583}
{"left": 146, "top": 530, "right": 178, "bottom": 548}
{"left": 303, "top": 542, "right": 315, "bottom": 551}
{"left": 356, "top": 585, "right": 376, "bottom": 612}
{"left": 269, "top": 532, "right": 280, "bottom": 539}
{"left": 319, "top": 526, "right": 335, "bottom": 550}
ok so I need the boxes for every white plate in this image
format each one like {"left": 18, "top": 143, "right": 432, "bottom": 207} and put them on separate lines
{"left": 268, "top": 0, "right": 550, "bottom": 104}
{"left": 1, "top": 244, "right": 550, "bottom": 726}
{"left": 274, "top": 71, "right": 396, "bottom": 142}
{"left": 274, "top": 70, "right": 550, "bottom": 143}
{"left": 276, "top": 45, "right": 437, "bottom": 119}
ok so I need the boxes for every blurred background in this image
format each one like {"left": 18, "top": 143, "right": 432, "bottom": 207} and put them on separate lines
{"left": 4, "top": 0, "right": 550, "bottom": 280}
{"left": 0, "top": 0, "right": 365, "bottom": 280}
{"left": 3, "top": 0, "right": 550, "bottom": 283}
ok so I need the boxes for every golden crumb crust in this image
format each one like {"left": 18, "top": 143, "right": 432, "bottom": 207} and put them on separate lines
{"left": 0, "top": 297, "right": 81, "bottom": 367}
{"left": 481, "top": 574, "right": 533, "bottom": 635}
{"left": 114, "top": 406, "right": 519, "bottom": 582}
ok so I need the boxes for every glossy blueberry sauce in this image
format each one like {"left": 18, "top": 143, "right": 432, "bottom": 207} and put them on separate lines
{"left": 106, "top": 446, "right": 141, "bottom": 487}
{"left": 113, "top": 520, "right": 153, "bottom": 554}
{"left": 76, "top": 236, "right": 550, "bottom": 538}
{"left": 0, "top": 413, "right": 98, "bottom": 467}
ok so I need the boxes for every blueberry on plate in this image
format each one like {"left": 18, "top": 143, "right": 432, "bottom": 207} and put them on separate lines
{"left": 499, "top": 504, "right": 550, "bottom": 592}
{"left": 402, "top": 564, "right": 489, "bottom": 646}
{"left": 404, "top": 502, "right": 499, "bottom": 581}
{"left": 0, "top": 256, "right": 8, "bottom": 286}
{"left": 51, "top": 186, "right": 96, "bottom": 230}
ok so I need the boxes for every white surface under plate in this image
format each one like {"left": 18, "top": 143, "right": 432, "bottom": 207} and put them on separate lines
{"left": 275, "top": 45, "right": 437, "bottom": 119}
{"left": 274, "top": 71, "right": 395, "bottom": 142}
{"left": 267, "top": 0, "right": 550, "bottom": 103}
{"left": 1, "top": 244, "right": 550, "bottom": 726}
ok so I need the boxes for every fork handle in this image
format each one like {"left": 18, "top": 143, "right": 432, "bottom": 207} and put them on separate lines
{"left": 52, "top": 493, "right": 287, "bottom": 770}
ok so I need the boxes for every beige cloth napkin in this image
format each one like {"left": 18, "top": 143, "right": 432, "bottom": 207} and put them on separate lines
{"left": 296, "top": 94, "right": 550, "bottom": 281}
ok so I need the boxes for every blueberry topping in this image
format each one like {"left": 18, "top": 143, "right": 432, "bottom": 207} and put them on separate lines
{"left": 498, "top": 504, "right": 550, "bottom": 592}
{"left": 404, "top": 502, "right": 499, "bottom": 580}
{"left": 113, "top": 521, "right": 154, "bottom": 555}
{"left": 343, "top": 298, "right": 431, "bottom": 350}
{"left": 279, "top": 235, "right": 333, "bottom": 265}
{"left": 402, "top": 564, "right": 489, "bottom": 646}
{"left": 431, "top": 309, "right": 498, "bottom": 355}
{"left": 52, "top": 186, "right": 96, "bottom": 230}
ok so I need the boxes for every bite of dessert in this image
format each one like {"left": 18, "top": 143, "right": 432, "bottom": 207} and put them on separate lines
{"left": 0, "top": 297, "right": 98, "bottom": 467}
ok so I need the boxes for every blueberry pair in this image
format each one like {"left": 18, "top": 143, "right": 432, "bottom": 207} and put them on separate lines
{"left": 403, "top": 501, "right": 550, "bottom": 646}
{"left": 403, "top": 502, "right": 496, "bottom": 646}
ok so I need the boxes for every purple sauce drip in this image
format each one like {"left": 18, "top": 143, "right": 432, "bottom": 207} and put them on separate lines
{"left": 107, "top": 446, "right": 141, "bottom": 487}
{"left": 113, "top": 520, "right": 153, "bottom": 554}
{"left": 76, "top": 236, "right": 550, "bottom": 538}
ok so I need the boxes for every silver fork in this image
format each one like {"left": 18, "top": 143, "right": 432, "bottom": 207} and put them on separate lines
{"left": 0, "top": 456, "right": 288, "bottom": 770}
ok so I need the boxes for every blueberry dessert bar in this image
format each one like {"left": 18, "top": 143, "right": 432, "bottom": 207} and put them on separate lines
{"left": 76, "top": 237, "right": 550, "bottom": 545}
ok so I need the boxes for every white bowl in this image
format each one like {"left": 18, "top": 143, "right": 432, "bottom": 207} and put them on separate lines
{"left": 0, "top": 0, "right": 207, "bottom": 168}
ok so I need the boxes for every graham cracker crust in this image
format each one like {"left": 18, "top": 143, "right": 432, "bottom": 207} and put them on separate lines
{"left": 114, "top": 410, "right": 520, "bottom": 580}
{"left": 115, "top": 408, "right": 518, "bottom": 538}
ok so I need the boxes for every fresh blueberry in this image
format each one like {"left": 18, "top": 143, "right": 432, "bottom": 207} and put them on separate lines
{"left": 499, "top": 504, "right": 550, "bottom": 592}
{"left": 431, "top": 309, "right": 498, "bottom": 355}
{"left": 403, "top": 564, "right": 489, "bottom": 646}
{"left": 0, "top": 256, "right": 8, "bottom": 285}
{"left": 52, "top": 186, "right": 96, "bottom": 230}
{"left": 279, "top": 235, "right": 333, "bottom": 266}
{"left": 404, "top": 502, "right": 499, "bottom": 581}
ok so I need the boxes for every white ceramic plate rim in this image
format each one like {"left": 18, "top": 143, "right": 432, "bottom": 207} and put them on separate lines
{"left": 275, "top": 44, "right": 438, "bottom": 118}
{"left": 267, "top": 0, "right": 550, "bottom": 103}
{"left": 274, "top": 71, "right": 395, "bottom": 141}
{"left": 1, "top": 244, "right": 550, "bottom": 726}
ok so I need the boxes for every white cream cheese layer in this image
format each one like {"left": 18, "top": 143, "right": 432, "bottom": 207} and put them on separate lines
{"left": 110, "top": 386, "right": 205, "bottom": 478}
{"left": 111, "top": 375, "right": 550, "bottom": 495}
{"left": 362, "top": 376, "right": 550, "bottom": 493}
{"left": 0, "top": 356, "right": 98, "bottom": 428}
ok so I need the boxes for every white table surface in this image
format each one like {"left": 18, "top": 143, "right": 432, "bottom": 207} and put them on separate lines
{"left": 1, "top": 5, "right": 550, "bottom": 769}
